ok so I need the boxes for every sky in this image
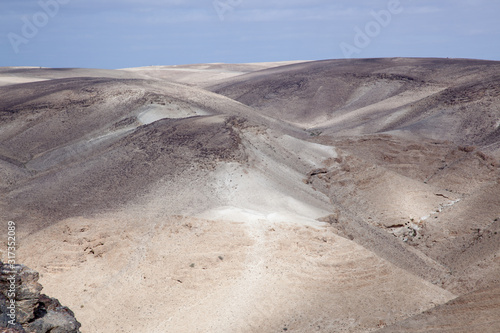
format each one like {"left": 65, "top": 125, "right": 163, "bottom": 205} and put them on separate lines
{"left": 1, "top": 0, "right": 499, "bottom": 69}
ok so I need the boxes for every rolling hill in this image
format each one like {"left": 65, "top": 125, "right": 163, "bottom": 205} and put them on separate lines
{"left": 1, "top": 58, "right": 499, "bottom": 332}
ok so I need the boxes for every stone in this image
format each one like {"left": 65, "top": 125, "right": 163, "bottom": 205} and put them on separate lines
{"left": 0, "top": 262, "right": 81, "bottom": 333}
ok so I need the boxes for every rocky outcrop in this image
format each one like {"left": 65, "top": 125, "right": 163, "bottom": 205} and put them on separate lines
{"left": 0, "top": 262, "right": 81, "bottom": 333}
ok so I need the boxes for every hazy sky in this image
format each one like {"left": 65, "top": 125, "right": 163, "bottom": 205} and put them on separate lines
{"left": 1, "top": 0, "right": 499, "bottom": 68}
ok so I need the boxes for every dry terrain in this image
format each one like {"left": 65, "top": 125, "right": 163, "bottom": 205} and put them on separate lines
{"left": 1, "top": 58, "right": 499, "bottom": 332}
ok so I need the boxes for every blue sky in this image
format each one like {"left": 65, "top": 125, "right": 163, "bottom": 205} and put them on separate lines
{"left": 1, "top": 0, "right": 499, "bottom": 69}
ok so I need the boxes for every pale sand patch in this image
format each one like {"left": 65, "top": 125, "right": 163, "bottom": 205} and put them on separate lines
{"left": 192, "top": 132, "right": 339, "bottom": 223}
{"left": 0, "top": 76, "right": 49, "bottom": 86}
{"left": 17, "top": 215, "right": 455, "bottom": 333}
{"left": 120, "top": 61, "right": 310, "bottom": 87}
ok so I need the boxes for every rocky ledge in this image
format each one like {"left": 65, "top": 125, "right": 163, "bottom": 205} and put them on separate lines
{"left": 0, "top": 261, "right": 81, "bottom": 333}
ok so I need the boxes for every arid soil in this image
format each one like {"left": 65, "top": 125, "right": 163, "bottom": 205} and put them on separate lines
{"left": 0, "top": 58, "right": 499, "bottom": 332}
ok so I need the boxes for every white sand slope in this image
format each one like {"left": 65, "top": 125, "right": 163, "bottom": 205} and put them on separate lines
{"left": 18, "top": 214, "right": 455, "bottom": 333}
{"left": 0, "top": 76, "right": 49, "bottom": 87}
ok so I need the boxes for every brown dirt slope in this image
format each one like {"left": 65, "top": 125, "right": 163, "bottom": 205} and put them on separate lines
{"left": 210, "top": 58, "right": 500, "bottom": 149}
{"left": 377, "top": 284, "right": 500, "bottom": 333}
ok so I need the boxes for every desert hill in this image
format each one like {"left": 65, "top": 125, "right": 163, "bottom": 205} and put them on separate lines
{"left": 210, "top": 58, "right": 500, "bottom": 149}
{"left": 0, "top": 58, "right": 499, "bottom": 332}
{"left": 120, "top": 61, "right": 308, "bottom": 87}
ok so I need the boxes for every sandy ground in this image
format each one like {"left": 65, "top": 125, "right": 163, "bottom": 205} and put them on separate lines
{"left": 377, "top": 284, "right": 500, "bottom": 333}
{"left": 17, "top": 213, "right": 454, "bottom": 333}
{"left": 120, "top": 61, "right": 309, "bottom": 87}
{"left": 0, "top": 76, "right": 49, "bottom": 87}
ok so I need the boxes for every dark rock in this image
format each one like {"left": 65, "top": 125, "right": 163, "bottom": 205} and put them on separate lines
{"left": 0, "top": 264, "right": 41, "bottom": 325}
{"left": 25, "top": 295, "right": 80, "bottom": 333}
{"left": 0, "top": 294, "right": 25, "bottom": 332}
{"left": 0, "top": 262, "right": 80, "bottom": 333}
{"left": 0, "top": 327, "right": 25, "bottom": 333}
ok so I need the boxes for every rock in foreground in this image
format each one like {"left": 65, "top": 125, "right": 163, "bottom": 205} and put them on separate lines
{"left": 0, "top": 262, "right": 81, "bottom": 333}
